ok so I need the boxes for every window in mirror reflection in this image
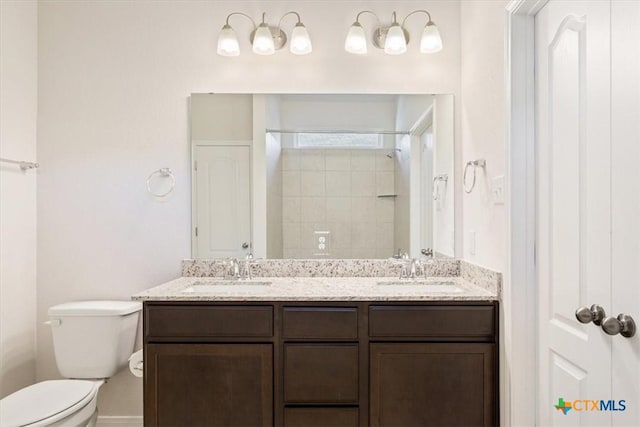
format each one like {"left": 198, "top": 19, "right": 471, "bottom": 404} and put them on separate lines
{"left": 294, "top": 133, "right": 383, "bottom": 149}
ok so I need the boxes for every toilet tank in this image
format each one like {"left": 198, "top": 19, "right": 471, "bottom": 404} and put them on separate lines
{"left": 48, "top": 301, "right": 142, "bottom": 379}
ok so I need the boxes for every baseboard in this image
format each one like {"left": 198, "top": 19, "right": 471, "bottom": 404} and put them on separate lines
{"left": 96, "top": 416, "right": 143, "bottom": 427}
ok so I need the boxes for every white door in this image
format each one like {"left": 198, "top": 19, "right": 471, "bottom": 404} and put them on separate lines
{"left": 193, "top": 145, "right": 251, "bottom": 258}
{"left": 536, "top": 1, "right": 640, "bottom": 426}
{"left": 611, "top": 1, "right": 640, "bottom": 426}
{"left": 536, "top": 1, "right": 613, "bottom": 425}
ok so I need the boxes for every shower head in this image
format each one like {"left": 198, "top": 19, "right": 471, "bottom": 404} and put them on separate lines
{"left": 385, "top": 148, "right": 402, "bottom": 158}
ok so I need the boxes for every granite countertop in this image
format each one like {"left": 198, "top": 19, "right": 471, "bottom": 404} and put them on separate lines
{"left": 132, "top": 276, "right": 497, "bottom": 302}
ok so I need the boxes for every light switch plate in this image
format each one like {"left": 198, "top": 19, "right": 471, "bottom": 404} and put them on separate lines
{"left": 491, "top": 175, "right": 505, "bottom": 205}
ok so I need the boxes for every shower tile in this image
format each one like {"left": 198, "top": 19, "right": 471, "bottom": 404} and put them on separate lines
{"left": 326, "top": 171, "right": 351, "bottom": 196}
{"left": 351, "top": 171, "right": 376, "bottom": 196}
{"left": 326, "top": 222, "right": 352, "bottom": 249}
{"left": 282, "top": 171, "right": 301, "bottom": 197}
{"left": 300, "top": 150, "right": 325, "bottom": 170}
{"left": 326, "top": 197, "right": 351, "bottom": 222}
{"left": 376, "top": 152, "right": 395, "bottom": 171}
{"left": 351, "top": 197, "right": 376, "bottom": 222}
{"left": 350, "top": 150, "right": 376, "bottom": 171}
{"left": 301, "top": 197, "right": 326, "bottom": 222}
{"left": 282, "top": 197, "right": 301, "bottom": 223}
{"left": 375, "top": 198, "right": 395, "bottom": 222}
{"left": 283, "top": 223, "right": 301, "bottom": 249}
{"left": 282, "top": 150, "right": 300, "bottom": 171}
{"left": 301, "top": 171, "right": 325, "bottom": 196}
{"left": 325, "top": 150, "right": 350, "bottom": 170}
{"left": 376, "top": 171, "right": 395, "bottom": 195}
{"left": 352, "top": 222, "right": 377, "bottom": 248}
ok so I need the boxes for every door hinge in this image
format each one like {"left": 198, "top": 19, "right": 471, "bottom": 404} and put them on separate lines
{"left": 195, "top": 227, "right": 198, "bottom": 237}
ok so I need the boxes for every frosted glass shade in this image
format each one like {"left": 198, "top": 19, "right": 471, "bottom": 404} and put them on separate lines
{"left": 384, "top": 24, "right": 407, "bottom": 55}
{"left": 345, "top": 22, "right": 367, "bottom": 54}
{"left": 420, "top": 23, "right": 443, "bottom": 53}
{"left": 253, "top": 24, "right": 275, "bottom": 55}
{"left": 290, "top": 23, "right": 312, "bottom": 55}
{"left": 217, "top": 25, "right": 240, "bottom": 57}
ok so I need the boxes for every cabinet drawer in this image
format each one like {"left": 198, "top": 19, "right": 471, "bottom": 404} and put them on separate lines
{"left": 282, "top": 307, "right": 358, "bottom": 339}
{"left": 284, "top": 344, "right": 359, "bottom": 404}
{"left": 284, "top": 408, "right": 358, "bottom": 427}
{"left": 145, "top": 305, "right": 273, "bottom": 338}
{"left": 369, "top": 305, "right": 495, "bottom": 339}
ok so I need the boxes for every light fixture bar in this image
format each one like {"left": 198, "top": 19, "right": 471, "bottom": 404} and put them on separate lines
{"left": 345, "top": 9, "right": 443, "bottom": 55}
{"left": 217, "top": 10, "right": 311, "bottom": 56}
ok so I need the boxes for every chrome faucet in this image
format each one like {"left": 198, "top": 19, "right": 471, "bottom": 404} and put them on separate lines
{"left": 397, "top": 253, "right": 418, "bottom": 279}
{"left": 225, "top": 258, "right": 241, "bottom": 280}
{"left": 225, "top": 254, "right": 254, "bottom": 280}
{"left": 243, "top": 253, "right": 254, "bottom": 280}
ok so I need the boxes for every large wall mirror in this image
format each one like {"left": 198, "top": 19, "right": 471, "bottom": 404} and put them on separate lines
{"left": 190, "top": 93, "right": 455, "bottom": 260}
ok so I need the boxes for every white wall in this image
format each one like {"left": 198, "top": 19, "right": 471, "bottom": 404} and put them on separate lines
{"left": 0, "top": 0, "right": 38, "bottom": 398}
{"left": 36, "top": 0, "right": 461, "bottom": 418}
{"left": 433, "top": 94, "right": 455, "bottom": 256}
{"left": 265, "top": 96, "right": 283, "bottom": 258}
{"left": 460, "top": 0, "right": 508, "bottom": 271}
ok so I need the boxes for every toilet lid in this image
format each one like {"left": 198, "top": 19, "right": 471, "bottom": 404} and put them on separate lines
{"left": 0, "top": 380, "right": 97, "bottom": 426}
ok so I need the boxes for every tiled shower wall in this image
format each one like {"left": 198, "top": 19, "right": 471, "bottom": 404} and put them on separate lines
{"left": 281, "top": 148, "right": 396, "bottom": 259}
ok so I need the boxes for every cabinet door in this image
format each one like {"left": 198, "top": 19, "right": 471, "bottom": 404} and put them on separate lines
{"left": 145, "top": 343, "right": 272, "bottom": 427}
{"left": 370, "top": 343, "right": 495, "bottom": 427}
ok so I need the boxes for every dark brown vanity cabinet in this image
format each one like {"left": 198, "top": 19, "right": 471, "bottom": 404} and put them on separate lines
{"left": 144, "top": 301, "right": 498, "bottom": 427}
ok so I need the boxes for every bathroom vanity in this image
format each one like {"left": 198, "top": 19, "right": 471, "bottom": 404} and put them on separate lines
{"left": 134, "top": 261, "right": 500, "bottom": 427}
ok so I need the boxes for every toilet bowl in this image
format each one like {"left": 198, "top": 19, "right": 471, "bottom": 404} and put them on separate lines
{"left": 0, "top": 301, "right": 141, "bottom": 427}
{"left": 0, "top": 380, "right": 103, "bottom": 427}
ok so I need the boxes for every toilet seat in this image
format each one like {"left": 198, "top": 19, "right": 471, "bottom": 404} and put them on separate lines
{"left": 0, "top": 380, "right": 99, "bottom": 427}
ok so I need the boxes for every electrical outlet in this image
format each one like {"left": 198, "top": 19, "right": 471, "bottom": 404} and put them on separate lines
{"left": 314, "top": 231, "right": 330, "bottom": 256}
{"left": 491, "top": 175, "right": 505, "bottom": 205}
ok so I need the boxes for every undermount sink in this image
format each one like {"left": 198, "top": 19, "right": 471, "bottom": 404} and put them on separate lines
{"left": 182, "top": 281, "right": 272, "bottom": 293}
{"left": 377, "top": 281, "right": 464, "bottom": 293}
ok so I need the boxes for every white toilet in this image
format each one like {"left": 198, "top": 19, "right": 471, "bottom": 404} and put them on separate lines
{"left": 0, "top": 301, "right": 142, "bottom": 427}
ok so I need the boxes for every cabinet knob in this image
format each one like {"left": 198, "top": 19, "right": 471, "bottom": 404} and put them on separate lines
{"left": 601, "top": 314, "right": 636, "bottom": 338}
{"left": 242, "top": 242, "right": 249, "bottom": 249}
{"left": 575, "top": 304, "right": 606, "bottom": 326}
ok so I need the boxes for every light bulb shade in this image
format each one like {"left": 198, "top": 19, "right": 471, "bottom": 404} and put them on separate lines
{"left": 253, "top": 24, "right": 275, "bottom": 55}
{"left": 345, "top": 22, "right": 367, "bottom": 54}
{"left": 384, "top": 24, "right": 407, "bottom": 55}
{"left": 420, "top": 23, "right": 443, "bottom": 53}
{"left": 290, "top": 23, "right": 312, "bottom": 55}
{"left": 217, "top": 25, "right": 240, "bottom": 57}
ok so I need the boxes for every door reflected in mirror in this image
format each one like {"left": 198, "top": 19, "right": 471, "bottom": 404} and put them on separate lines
{"left": 191, "top": 94, "right": 455, "bottom": 260}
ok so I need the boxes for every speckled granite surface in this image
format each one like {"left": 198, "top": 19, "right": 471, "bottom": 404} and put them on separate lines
{"left": 132, "top": 259, "right": 501, "bottom": 302}
{"left": 181, "top": 258, "right": 460, "bottom": 278}
{"left": 460, "top": 260, "right": 502, "bottom": 297}
{"left": 132, "top": 276, "right": 497, "bottom": 302}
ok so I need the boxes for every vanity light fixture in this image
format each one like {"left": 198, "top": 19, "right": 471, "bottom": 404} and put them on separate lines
{"left": 345, "top": 10, "right": 443, "bottom": 55}
{"left": 217, "top": 11, "right": 312, "bottom": 56}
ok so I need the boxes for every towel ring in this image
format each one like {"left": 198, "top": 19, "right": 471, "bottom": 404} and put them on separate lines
{"left": 463, "top": 159, "right": 486, "bottom": 193}
{"left": 147, "top": 168, "right": 175, "bottom": 197}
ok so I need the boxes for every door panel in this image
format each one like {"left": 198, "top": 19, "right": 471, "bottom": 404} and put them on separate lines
{"left": 144, "top": 343, "right": 272, "bottom": 426}
{"left": 194, "top": 145, "right": 251, "bottom": 258}
{"left": 611, "top": 1, "right": 640, "bottom": 425}
{"left": 369, "top": 343, "right": 495, "bottom": 426}
{"left": 536, "top": 1, "right": 612, "bottom": 425}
